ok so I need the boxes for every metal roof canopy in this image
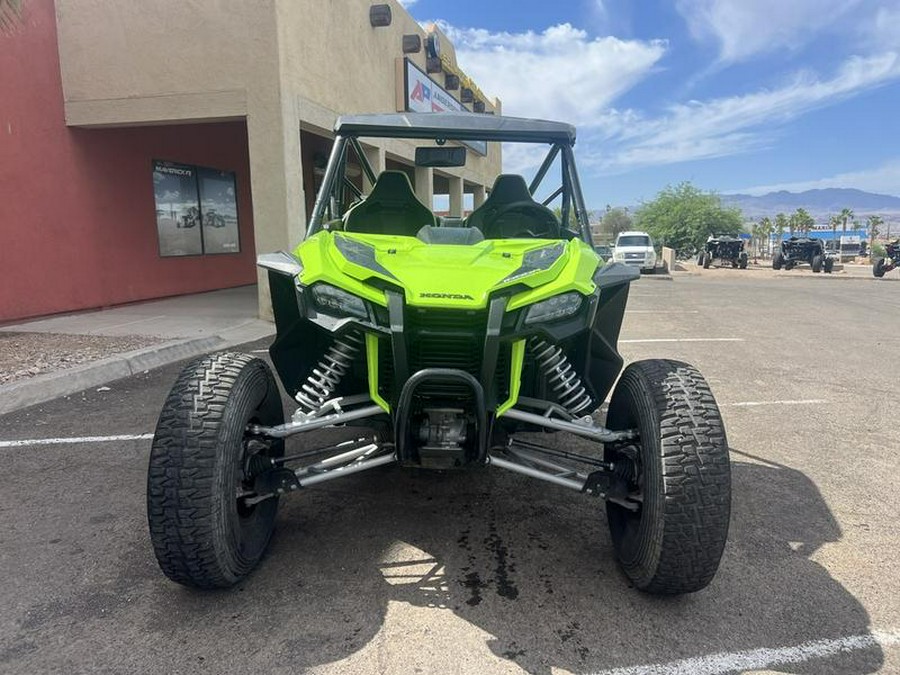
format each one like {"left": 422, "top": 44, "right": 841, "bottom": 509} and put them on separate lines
{"left": 335, "top": 112, "right": 577, "bottom": 145}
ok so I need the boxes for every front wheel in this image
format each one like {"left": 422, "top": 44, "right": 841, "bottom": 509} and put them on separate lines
{"left": 824, "top": 257, "right": 835, "bottom": 274}
{"left": 702, "top": 253, "right": 711, "bottom": 269}
{"left": 147, "top": 352, "right": 285, "bottom": 588}
{"left": 773, "top": 252, "right": 784, "bottom": 270}
{"left": 812, "top": 254, "right": 823, "bottom": 273}
{"left": 874, "top": 258, "right": 886, "bottom": 278}
{"left": 604, "top": 360, "right": 731, "bottom": 594}
{"left": 739, "top": 252, "right": 748, "bottom": 269}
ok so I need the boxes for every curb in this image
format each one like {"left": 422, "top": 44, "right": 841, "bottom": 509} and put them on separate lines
{"left": 0, "top": 329, "right": 273, "bottom": 416}
{"left": 771, "top": 274, "right": 881, "bottom": 281}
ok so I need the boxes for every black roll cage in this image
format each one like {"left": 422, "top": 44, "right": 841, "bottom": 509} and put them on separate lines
{"left": 307, "top": 117, "right": 594, "bottom": 245}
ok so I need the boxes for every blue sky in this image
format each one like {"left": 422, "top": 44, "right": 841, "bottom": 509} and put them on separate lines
{"left": 400, "top": 0, "right": 900, "bottom": 208}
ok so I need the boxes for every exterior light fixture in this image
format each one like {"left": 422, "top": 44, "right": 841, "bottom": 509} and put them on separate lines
{"left": 402, "top": 34, "right": 421, "bottom": 53}
{"left": 460, "top": 87, "right": 473, "bottom": 103}
{"left": 425, "top": 33, "right": 442, "bottom": 59}
{"left": 444, "top": 73, "right": 459, "bottom": 90}
{"left": 473, "top": 100, "right": 485, "bottom": 113}
{"left": 369, "top": 4, "right": 391, "bottom": 27}
{"left": 426, "top": 56, "right": 442, "bottom": 73}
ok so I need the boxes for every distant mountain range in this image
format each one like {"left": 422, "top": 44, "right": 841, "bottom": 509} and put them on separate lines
{"left": 721, "top": 188, "right": 900, "bottom": 221}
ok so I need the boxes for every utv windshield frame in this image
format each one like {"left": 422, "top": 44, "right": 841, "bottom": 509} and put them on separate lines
{"left": 307, "top": 112, "right": 594, "bottom": 245}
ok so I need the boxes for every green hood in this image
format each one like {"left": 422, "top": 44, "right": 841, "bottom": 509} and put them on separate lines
{"left": 294, "top": 231, "right": 600, "bottom": 310}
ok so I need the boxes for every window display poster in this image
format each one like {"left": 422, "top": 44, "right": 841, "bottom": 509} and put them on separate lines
{"left": 198, "top": 168, "right": 240, "bottom": 254}
{"left": 152, "top": 161, "right": 203, "bottom": 257}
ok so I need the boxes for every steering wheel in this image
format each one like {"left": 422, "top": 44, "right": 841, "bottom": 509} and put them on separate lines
{"left": 479, "top": 200, "right": 562, "bottom": 239}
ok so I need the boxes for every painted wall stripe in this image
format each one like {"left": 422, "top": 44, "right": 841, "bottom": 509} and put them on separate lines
{"left": 591, "top": 629, "right": 900, "bottom": 675}
{"left": 0, "top": 433, "right": 153, "bottom": 448}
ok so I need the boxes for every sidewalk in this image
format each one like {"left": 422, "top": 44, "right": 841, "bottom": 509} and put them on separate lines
{"left": 0, "top": 285, "right": 274, "bottom": 415}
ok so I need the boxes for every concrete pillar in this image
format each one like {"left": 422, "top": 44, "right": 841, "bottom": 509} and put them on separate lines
{"left": 448, "top": 176, "right": 464, "bottom": 216}
{"left": 414, "top": 166, "right": 433, "bottom": 207}
{"left": 362, "top": 144, "right": 386, "bottom": 191}
{"left": 473, "top": 184, "right": 486, "bottom": 208}
{"left": 247, "top": 91, "right": 306, "bottom": 321}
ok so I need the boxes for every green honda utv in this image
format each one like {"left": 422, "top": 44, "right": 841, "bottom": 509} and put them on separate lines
{"left": 147, "top": 112, "right": 731, "bottom": 595}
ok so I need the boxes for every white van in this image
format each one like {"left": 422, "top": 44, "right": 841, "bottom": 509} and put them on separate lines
{"left": 613, "top": 231, "right": 657, "bottom": 272}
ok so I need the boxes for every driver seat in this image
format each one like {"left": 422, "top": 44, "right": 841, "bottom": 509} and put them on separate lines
{"left": 466, "top": 174, "right": 560, "bottom": 239}
{"left": 344, "top": 171, "right": 436, "bottom": 237}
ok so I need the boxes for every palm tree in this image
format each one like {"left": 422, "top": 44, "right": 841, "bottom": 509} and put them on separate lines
{"left": 867, "top": 215, "right": 884, "bottom": 256}
{"left": 793, "top": 208, "right": 814, "bottom": 235}
{"left": 758, "top": 216, "right": 773, "bottom": 257}
{"left": 775, "top": 212, "right": 789, "bottom": 239}
{"left": 829, "top": 215, "right": 841, "bottom": 253}
{"left": 839, "top": 207, "right": 854, "bottom": 259}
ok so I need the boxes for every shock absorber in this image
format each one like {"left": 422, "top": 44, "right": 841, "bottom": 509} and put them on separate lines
{"left": 529, "top": 337, "right": 594, "bottom": 416}
{"left": 295, "top": 331, "right": 364, "bottom": 413}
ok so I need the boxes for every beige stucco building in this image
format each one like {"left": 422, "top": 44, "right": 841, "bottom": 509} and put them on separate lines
{"left": 1, "top": 0, "right": 499, "bottom": 321}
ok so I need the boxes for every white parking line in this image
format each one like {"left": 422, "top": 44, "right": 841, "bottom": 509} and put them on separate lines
{"left": 722, "top": 399, "right": 827, "bottom": 407}
{"left": 591, "top": 628, "right": 900, "bottom": 675}
{"left": 619, "top": 338, "right": 744, "bottom": 343}
{"left": 625, "top": 310, "right": 700, "bottom": 314}
{"left": 0, "top": 433, "right": 153, "bottom": 448}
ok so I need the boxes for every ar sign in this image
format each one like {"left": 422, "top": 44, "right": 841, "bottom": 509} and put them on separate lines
{"left": 407, "top": 62, "right": 462, "bottom": 113}
{"left": 410, "top": 79, "right": 443, "bottom": 111}
{"left": 404, "top": 59, "right": 488, "bottom": 155}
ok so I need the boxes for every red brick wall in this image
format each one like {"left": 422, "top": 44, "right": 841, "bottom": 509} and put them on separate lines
{"left": 0, "top": 0, "right": 257, "bottom": 322}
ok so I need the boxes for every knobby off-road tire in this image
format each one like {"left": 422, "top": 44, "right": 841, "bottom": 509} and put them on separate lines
{"left": 604, "top": 359, "right": 731, "bottom": 594}
{"left": 739, "top": 253, "right": 748, "bottom": 269}
{"left": 702, "top": 253, "right": 711, "bottom": 269}
{"left": 812, "top": 254, "right": 823, "bottom": 273}
{"left": 772, "top": 252, "right": 784, "bottom": 270}
{"left": 824, "top": 257, "right": 835, "bottom": 274}
{"left": 873, "top": 258, "right": 886, "bottom": 278}
{"left": 147, "top": 352, "right": 285, "bottom": 589}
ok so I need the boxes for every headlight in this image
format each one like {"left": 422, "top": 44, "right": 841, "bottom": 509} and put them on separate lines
{"left": 613, "top": 250, "right": 625, "bottom": 261}
{"left": 502, "top": 242, "right": 566, "bottom": 283}
{"left": 334, "top": 235, "right": 396, "bottom": 279}
{"left": 311, "top": 283, "right": 367, "bottom": 319}
{"left": 524, "top": 292, "right": 583, "bottom": 324}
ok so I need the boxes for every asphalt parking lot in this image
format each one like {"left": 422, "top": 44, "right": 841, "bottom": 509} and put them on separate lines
{"left": 2, "top": 271, "right": 899, "bottom": 674}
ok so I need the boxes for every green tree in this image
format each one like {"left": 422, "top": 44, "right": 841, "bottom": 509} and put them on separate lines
{"left": 598, "top": 205, "right": 632, "bottom": 240}
{"left": 757, "top": 216, "right": 774, "bottom": 256}
{"left": 840, "top": 207, "right": 854, "bottom": 232}
{"left": 830, "top": 214, "right": 841, "bottom": 250}
{"left": 632, "top": 182, "right": 743, "bottom": 254}
{"left": 838, "top": 207, "right": 854, "bottom": 257}
{"left": 791, "top": 208, "right": 814, "bottom": 235}
{"left": 552, "top": 205, "right": 577, "bottom": 230}
{"left": 774, "top": 213, "right": 789, "bottom": 242}
{"left": 867, "top": 215, "right": 884, "bottom": 255}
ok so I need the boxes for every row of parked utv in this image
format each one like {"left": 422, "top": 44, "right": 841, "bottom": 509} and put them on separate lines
{"left": 699, "top": 234, "right": 900, "bottom": 278}
{"left": 696, "top": 235, "right": 835, "bottom": 274}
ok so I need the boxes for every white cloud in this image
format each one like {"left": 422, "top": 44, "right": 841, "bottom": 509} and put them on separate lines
{"left": 868, "top": 4, "right": 900, "bottom": 49}
{"left": 734, "top": 159, "right": 900, "bottom": 197}
{"left": 596, "top": 52, "right": 900, "bottom": 172}
{"left": 436, "top": 22, "right": 666, "bottom": 126}
{"left": 676, "top": 0, "right": 864, "bottom": 62}
{"left": 430, "top": 19, "right": 900, "bottom": 182}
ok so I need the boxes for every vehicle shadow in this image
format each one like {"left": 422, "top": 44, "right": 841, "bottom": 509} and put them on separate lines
{"left": 135, "top": 441, "right": 883, "bottom": 674}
